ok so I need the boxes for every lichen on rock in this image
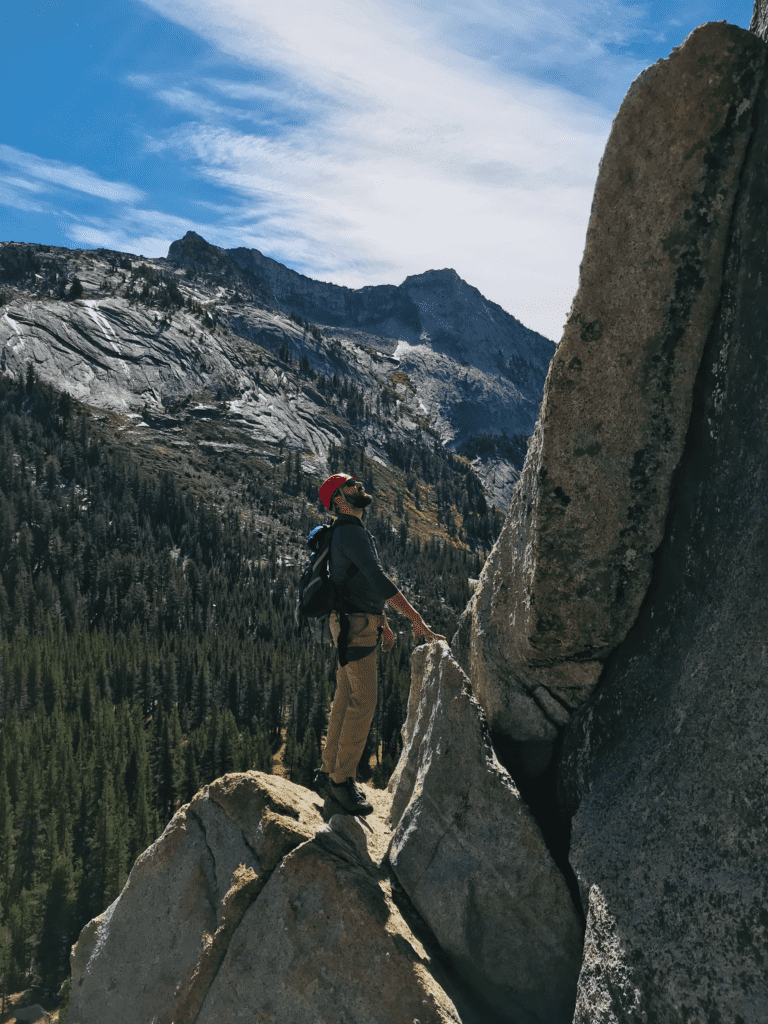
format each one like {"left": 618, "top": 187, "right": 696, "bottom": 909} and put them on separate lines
{"left": 459, "top": 20, "right": 767, "bottom": 776}
{"left": 561, "top": 25, "right": 768, "bottom": 1021}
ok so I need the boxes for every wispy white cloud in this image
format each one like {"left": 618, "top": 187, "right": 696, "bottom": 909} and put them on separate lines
{"left": 141, "top": 0, "right": 651, "bottom": 107}
{"left": 129, "top": 0, "right": 624, "bottom": 337}
{"left": 149, "top": 85, "right": 280, "bottom": 126}
{"left": 0, "top": 141, "right": 207, "bottom": 255}
{"left": 63, "top": 206, "right": 211, "bottom": 256}
{"left": 155, "top": 87, "right": 235, "bottom": 120}
{"left": 1, "top": 175, "right": 49, "bottom": 195}
{"left": 0, "top": 145, "right": 145, "bottom": 204}
{"left": 0, "top": 175, "right": 50, "bottom": 214}
{"left": 4, "top": 2, "right": 680, "bottom": 338}
{"left": 203, "top": 78, "right": 318, "bottom": 110}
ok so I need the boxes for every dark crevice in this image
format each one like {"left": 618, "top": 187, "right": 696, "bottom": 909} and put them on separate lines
{"left": 386, "top": 871, "right": 512, "bottom": 1024}
{"left": 520, "top": 647, "right": 607, "bottom": 668}
{"left": 186, "top": 805, "right": 220, "bottom": 902}
{"left": 206, "top": 793, "right": 266, "bottom": 867}
{"left": 492, "top": 731, "right": 586, "bottom": 927}
{"left": 539, "top": 686, "right": 575, "bottom": 714}
{"left": 527, "top": 688, "right": 566, "bottom": 731}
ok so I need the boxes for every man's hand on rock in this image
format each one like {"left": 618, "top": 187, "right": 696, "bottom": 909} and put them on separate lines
{"left": 413, "top": 618, "right": 446, "bottom": 644}
{"left": 386, "top": 591, "right": 446, "bottom": 645}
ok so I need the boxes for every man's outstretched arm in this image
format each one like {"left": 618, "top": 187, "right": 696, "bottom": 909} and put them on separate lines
{"left": 384, "top": 591, "right": 446, "bottom": 648}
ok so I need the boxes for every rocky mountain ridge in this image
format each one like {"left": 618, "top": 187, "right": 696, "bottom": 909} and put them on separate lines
{"left": 0, "top": 232, "right": 555, "bottom": 511}
{"left": 174, "top": 230, "right": 547, "bottom": 378}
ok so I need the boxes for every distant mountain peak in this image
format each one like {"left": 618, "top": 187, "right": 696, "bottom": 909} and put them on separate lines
{"left": 169, "top": 230, "right": 219, "bottom": 256}
{"left": 404, "top": 267, "right": 461, "bottom": 284}
{"left": 165, "top": 235, "right": 546, "bottom": 352}
{"left": 0, "top": 234, "right": 557, "bottom": 508}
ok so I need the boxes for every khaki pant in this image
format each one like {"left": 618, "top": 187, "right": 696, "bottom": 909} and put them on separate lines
{"left": 322, "top": 612, "right": 384, "bottom": 783}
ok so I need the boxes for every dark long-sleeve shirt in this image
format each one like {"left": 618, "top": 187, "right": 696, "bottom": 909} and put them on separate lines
{"left": 330, "top": 514, "right": 398, "bottom": 614}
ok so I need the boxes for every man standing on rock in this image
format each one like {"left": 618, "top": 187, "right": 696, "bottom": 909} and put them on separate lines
{"left": 315, "top": 472, "right": 444, "bottom": 816}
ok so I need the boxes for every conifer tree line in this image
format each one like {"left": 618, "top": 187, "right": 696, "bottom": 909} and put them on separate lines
{"left": 0, "top": 369, "right": 488, "bottom": 1004}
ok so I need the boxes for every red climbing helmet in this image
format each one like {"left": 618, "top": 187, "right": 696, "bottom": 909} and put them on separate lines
{"left": 319, "top": 473, "right": 355, "bottom": 511}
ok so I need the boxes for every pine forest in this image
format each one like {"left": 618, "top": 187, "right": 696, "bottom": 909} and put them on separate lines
{"left": 0, "top": 369, "right": 496, "bottom": 1010}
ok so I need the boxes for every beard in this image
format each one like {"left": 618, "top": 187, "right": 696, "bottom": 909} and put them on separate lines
{"left": 349, "top": 491, "right": 372, "bottom": 509}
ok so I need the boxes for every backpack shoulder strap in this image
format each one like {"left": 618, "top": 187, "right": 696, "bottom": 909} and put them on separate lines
{"left": 329, "top": 518, "right": 364, "bottom": 579}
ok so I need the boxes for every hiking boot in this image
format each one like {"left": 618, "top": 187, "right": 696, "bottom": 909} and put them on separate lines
{"left": 311, "top": 768, "right": 330, "bottom": 795}
{"left": 327, "top": 777, "right": 373, "bottom": 816}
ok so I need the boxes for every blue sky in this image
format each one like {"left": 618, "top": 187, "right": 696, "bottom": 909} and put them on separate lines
{"left": 0, "top": 0, "right": 754, "bottom": 339}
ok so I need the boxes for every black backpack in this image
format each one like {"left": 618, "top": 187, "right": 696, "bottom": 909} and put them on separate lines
{"left": 296, "top": 520, "right": 361, "bottom": 645}
{"left": 296, "top": 522, "right": 339, "bottom": 643}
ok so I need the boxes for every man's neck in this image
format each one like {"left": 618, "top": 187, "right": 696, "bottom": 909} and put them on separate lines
{"left": 334, "top": 501, "right": 364, "bottom": 520}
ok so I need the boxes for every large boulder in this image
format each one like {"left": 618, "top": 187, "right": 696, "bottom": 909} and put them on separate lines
{"left": 388, "top": 643, "right": 583, "bottom": 1024}
{"left": 12, "top": 1007, "right": 50, "bottom": 1022}
{"left": 67, "top": 771, "right": 463, "bottom": 1024}
{"left": 195, "top": 823, "right": 461, "bottom": 1024}
{"left": 68, "top": 773, "right": 324, "bottom": 1024}
{"left": 457, "top": 22, "right": 767, "bottom": 774}
{"left": 559, "top": 28, "right": 768, "bottom": 1024}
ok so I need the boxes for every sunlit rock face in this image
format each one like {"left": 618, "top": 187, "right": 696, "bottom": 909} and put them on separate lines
{"left": 67, "top": 773, "right": 462, "bottom": 1024}
{"left": 67, "top": 774, "right": 324, "bottom": 1024}
{"left": 455, "top": 21, "right": 767, "bottom": 776}
{"left": 751, "top": 0, "right": 768, "bottom": 40}
{"left": 194, "top": 825, "right": 462, "bottom": 1024}
{"left": 388, "top": 643, "right": 583, "bottom": 1024}
{"left": 560, "top": 24, "right": 768, "bottom": 1023}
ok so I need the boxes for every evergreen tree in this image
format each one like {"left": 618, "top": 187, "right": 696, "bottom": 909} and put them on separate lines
{"left": 181, "top": 741, "right": 200, "bottom": 803}
{"left": 283, "top": 719, "right": 298, "bottom": 782}
{"left": 155, "top": 712, "right": 180, "bottom": 823}
{"left": 220, "top": 710, "right": 239, "bottom": 776}
{"left": 0, "top": 767, "right": 12, "bottom": 908}
{"left": 13, "top": 759, "right": 41, "bottom": 897}
{"left": 297, "top": 729, "right": 319, "bottom": 788}
{"left": 6, "top": 894, "right": 34, "bottom": 992}
{"left": 0, "top": 369, "right": 493, "bottom": 1006}
{"left": 95, "top": 765, "right": 122, "bottom": 911}
{"left": 36, "top": 854, "right": 75, "bottom": 995}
